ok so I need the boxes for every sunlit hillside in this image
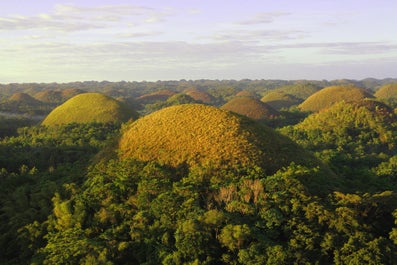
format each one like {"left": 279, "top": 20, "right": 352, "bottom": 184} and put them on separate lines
{"left": 299, "top": 85, "right": 373, "bottom": 112}
{"left": 119, "top": 104, "right": 323, "bottom": 174}
{"left": 375, "top": 83, "right": 397, "bottom": 99}
{"left": 221, "top": 96, "right": 279, "bottom": 120}
{"left": 42, "top": 93, "right": 138, "bottom": 125}
{"left": 261, "top": 91, "right": 301, "bottom": 110}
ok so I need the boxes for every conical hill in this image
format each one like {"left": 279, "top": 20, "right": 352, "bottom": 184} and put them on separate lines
{"left": 221, "top": 96, "right": 279, "bottom": 120}
{"left": 9, "top": 93, "right": 41, "bottom": 105}
{"left": 261, "top": 91, "right": 301, "bottom": 110}
{"left": 374, "top": 84, "right": 397, "bottom": 99}
{"left": 299, "top": 85, "right": 373, "bottom": 112}
{"left": 183, "top": 88, "right": 214, "bottom": 103}
{"left": 42, "top": 93, "right": 138, "bottom": 126}
{"left": 118, "top": 104, "right": 325, "bottom": 174}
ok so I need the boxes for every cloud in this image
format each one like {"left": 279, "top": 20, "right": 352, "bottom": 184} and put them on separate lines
{"left": 0, "top": 4, "right": 170, "bottom": 32}
{"left": 271, "top": 42, "right": 397, "bottom": 55}
{"left": 213, "top": 29, "right": 307, "bottom": 42}
{"left": 236, "top": 12, "right": 290, "bottom": 25}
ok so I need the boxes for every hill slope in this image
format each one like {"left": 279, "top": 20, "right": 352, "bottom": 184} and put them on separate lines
{"left": 221, "top": 96, "right": 279, "bottom": 120}
{"left": 42, "top": 93, "right": 138, "bottom": 126}
{"left": 299, "top": 85, "right": 373, "bottom": 112}
{"left": 374, "top": 83, "right": 397, "bottom": 99}
{"left": 119, "top": 104, "right": 324, "bottom": 174}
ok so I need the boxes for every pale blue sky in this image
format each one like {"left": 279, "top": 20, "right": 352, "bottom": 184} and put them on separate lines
{"left": 0, "top": 0, "right": 396, "bottom": 83}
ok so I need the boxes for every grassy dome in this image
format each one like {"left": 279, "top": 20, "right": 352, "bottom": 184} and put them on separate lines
{"left": 299, "top": 85, "right": 373, "bottom": 112}
{"left": 118, "top": 104, "right": 323, "bottom": 174}
{"left": 42, "top": 93, "right": 138, "bottom": 126}
{"left": 136, "top": 90, "right": 176, "bottom": 104}
{"left": 272, "top": 83, "right": 321, "bottom": 100}
{"left": 221, "top": 97, "right": 279, "bottom": 120}
{"left": 261, "top": 91, "right": 301, "bottom": 110}
{"left": 183, "top": 88, "right": 214, "bottom": 103}
{"left": 374, "top": 84, "right": 397, "bottom": 99}
{"left": 9, "top": 93, "right": 41, "bottom": 105}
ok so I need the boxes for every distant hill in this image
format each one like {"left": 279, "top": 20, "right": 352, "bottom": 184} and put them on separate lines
{"left": 136, "top": 89, "right": 176, "bottom": 104}
{"left": 9, "top": 92, "right": 42, "bottom": 106}
{"left": 183, "top": 88, "right": 215, "bottom": 104}
{"left": 235, "top": 90, "right": 258, "bottom": 98}
{"left": 42, "top": 93, "right": 138, "bottom": 126}
{"left": 261, "top": 91, "right": 301, "bottom": 110}
{"left": 34, "top": 88, "right": 84, "bottom": 104}
{"left": 271, "top": 83, "right": 322, "bottom": 100}
{"left": 221, "top": 96, "right": 279, "bottom": 120}
{"left": 374, "top": 83, "right": 397, "bottom": 99}
{"left": 118, "top": 104, "right": 325, "bottom": 174}
{"left": 299, "top": 85, "right": 373, "bottom": 112}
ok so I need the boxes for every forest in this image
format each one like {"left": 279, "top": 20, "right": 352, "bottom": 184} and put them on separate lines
{"left": 1, "top": 78, "right": 397, "bottom": 264}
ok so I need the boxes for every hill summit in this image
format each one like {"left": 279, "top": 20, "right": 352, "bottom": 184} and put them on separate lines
{"left": 299, "top": 85, "right": 373, "bottom": 112}
{"left": 42, "top": 93, "right": 138, "bottom": 126}
{"left": 221, "top": 96, "right": 279, "bottom": 120}
{"left": 119, "top": 104, "right": 323, "bottom": 174}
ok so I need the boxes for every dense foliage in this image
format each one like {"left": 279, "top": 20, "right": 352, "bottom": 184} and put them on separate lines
{"left": 2, "top": 79, "right": 397, "bottom": 264}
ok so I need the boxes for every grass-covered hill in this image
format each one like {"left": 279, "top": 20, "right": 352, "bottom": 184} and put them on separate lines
{"left": 299, "top": 85, "right": 374, "bottom": 112}
{"left": 221, "top": 96, "right": 279, "bottom": 120}
{"left": 119, "top": 104, "right": 325, "bottom": 174}
{"left": 34, "top": 88, "right": 84, "bottom": 103}
{"left": 183, "top": 88, "right": 215, "bottom": 103}
{"left": 270, "top": 82, "right": 322, "bottom": 100}
{"left": 235, "top": 90, "right": 258, "bottom": 98}
{"left": 9, "top": 92, "right": 42, "bottom": 105}
{"left": 374, "top": 83, "right": 397, "bottom": 99}
{"left": 136, "top": 89, "right": 176, "bottom": 104}
{"left": 42, "top": 93, "right": 138, "bottom": 126}
{"left": 261, "top": 91, "right": 301, "bottom": 110}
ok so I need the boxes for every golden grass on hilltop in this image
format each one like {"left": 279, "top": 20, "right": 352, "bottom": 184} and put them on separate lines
{"left": 221, "top": 96, "right": 279, "bottom": 120}
{"left": 42, "top": 93, "right": 138, "bottom": 126}
{"left": 374, "top": 84, "right": 397, "bottom": 99}
{"left": 119, "top": 104, "right": 322, "bottom": 173}
{"left": 299, "top": 85, "right": 373, "bottom": 112}
{"left": 261, "top": 91, "right": 301, "bottom": 110}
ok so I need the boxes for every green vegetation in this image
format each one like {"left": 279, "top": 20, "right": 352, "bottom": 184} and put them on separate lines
{"left": 2, "top": 79, "right": 397, "bottom": 264}
{"left": 299, "top": 85, "right": 374, "bottom": 112}
{"left": 221, "top": 96, "right": 279, "bottom": 120}
{"left": 42, "top": 93, "right": 138, "bottom": 126}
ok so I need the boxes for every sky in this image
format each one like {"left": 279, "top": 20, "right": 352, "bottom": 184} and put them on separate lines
{"left": 0, "top": 0, "right": 396, "bottom": 83}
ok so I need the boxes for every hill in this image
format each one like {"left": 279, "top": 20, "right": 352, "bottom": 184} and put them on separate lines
{"left": 221, "top": 96, "right": 279, "bottom": 120}
{"left": 299, "top": 85, "right": 373, "bottom": 112}
{"left": 261, "top": 91, "right": 301, "bottom": 110}
{"left": 374, "top": 83, "right": 397, "bottom": 99}
{"left": 34, "top": 88, "right": 84, "bottom": 103}
{"left": 136, "top": 89, "right": 176, "bottom": 104}
{"left": 183, "top": 88, "right": 215, "bottom": 103}
{"left": 9, "top": 92, "right": 42, "bottom": 105}
{"left": 42, "top": 93, "right": 138, "bottom": 126}
{"left": 271, "top": 82, "right": 321, "bottom": 100}
{"left": 119, "top": 104, "right": 325, "bottom": 174}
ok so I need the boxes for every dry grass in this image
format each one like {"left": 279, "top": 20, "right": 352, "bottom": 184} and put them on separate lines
{"left": 375, "top": 84, "right": 397, "bottom": 99}
{"left": 299, "top": 85, "right": 373, "bottom": 112}
{"left": 9, "top": 93, "right": 41, "bottom": 105}
{"left": 261, "top": 91, "right": 301, "bottom": 110}
{"left": 221, "top": 96, "right": 279, "bottom": 120}
{"left": 119, "top": 104, "right": 322, "bottom": 174}
{"left": 183, "top": 88, "right": 214, "bottom": 103}
{"left": 42, "top": 93, "right": 138, "bottom": 126}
